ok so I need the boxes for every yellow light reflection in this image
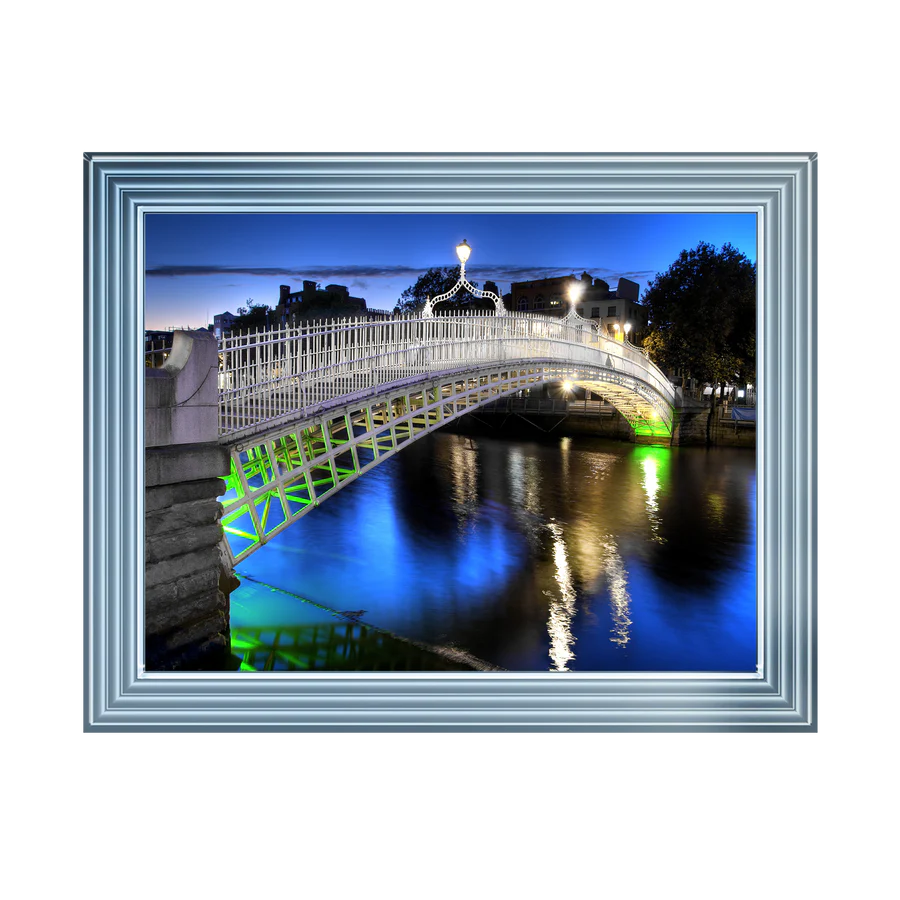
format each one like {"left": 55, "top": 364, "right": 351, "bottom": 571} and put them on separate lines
{"left": 509, "top": 453, "right": 542, "bottom": 518}
{"left": 560, "top": 435, "right": 571, "bottom": 483}
{"left": 640, "top": 454, "right": 666, "bottom": 543}
{"left": 546, "top": 521, "right": 577, "bottom": 671}
{"left": 449, "top": 436, "right": 478, "bottom": 532}
{"left": 602, "top": 538, "right": 632, "bottom": 648}
{"left": 706, "top": 491, "right": 725, "bottom": 525}
{"left": 507, "top": 446, "right": 525, "bottom": 510}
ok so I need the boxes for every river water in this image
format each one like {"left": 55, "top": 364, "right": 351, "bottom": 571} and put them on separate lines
{"left": 232, "top": 431, "right": 757, "bottom": 673}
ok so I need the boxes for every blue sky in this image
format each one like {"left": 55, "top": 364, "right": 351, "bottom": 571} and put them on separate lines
{"left": 144, "top": 213, "right": 757, "bottom": 329}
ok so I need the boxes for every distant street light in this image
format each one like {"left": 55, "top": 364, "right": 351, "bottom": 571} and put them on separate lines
{"left": 624, "top": 322, "right": 632, "bottom": 341}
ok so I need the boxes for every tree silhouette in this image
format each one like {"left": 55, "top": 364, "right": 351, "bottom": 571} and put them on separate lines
{"left": 642, "top": 242, "right": 755, "bottom": 443}
{"left": 395, "top": 266, "right": 480, "bottom": 314}
{"left": 643, "top": 242, "right": 755, "bottom": 382}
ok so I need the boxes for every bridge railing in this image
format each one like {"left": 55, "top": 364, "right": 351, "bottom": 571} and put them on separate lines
{"left": 217, "top": 312, "right": 674, "bottom": 438}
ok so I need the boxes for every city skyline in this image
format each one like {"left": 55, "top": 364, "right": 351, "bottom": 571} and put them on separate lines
{"left": 144, "top": 212, "right": 757, "bottom": 329}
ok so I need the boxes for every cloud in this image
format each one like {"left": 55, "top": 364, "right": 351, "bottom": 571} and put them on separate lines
{"left": 146, "top": 264, "right": 426, "bottom": 280}
{"left": 467, "top": 265, "right": 658, "bottom": 287}
{"left": 147, "top": 264, "right": 655, "bottom": 306}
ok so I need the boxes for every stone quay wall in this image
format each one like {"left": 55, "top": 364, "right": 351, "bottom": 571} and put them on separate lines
{"left": 145, "top": 331, "right": 237, "bottom": 670}
{"left": 670, "top": 404, "right": 756, "bottom": 448}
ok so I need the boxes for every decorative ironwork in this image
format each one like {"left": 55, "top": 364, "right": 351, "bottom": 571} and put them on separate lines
{"left": 422, "top": 239, "right": 507, "bottom": 317}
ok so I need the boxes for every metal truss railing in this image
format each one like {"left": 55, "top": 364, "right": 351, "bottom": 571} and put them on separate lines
{"left": 217, "top": 312, "right": 675, "bottom": 442}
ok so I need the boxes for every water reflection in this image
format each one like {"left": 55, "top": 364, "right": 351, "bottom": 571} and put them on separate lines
{"left": 545, "top": 521, "right": 577, "bottom": 671}
{"left": 232, "top": 622, "right": 473, "bottom": 671}
{"left": 449, "top": 436, "right": 479, "bottom": 533}
{"left": 638, "top": 448, "right": 667, "bottom": 544}
{"left": 234, "top": 431, "right": 757, "bottom": 672}
{"left": 601, "top": 538, "right": 632, "bottom": 648}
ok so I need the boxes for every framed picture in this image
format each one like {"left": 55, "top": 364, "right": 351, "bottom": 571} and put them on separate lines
{"left": 80, "top": 144, "right": 824, "bottom": 736}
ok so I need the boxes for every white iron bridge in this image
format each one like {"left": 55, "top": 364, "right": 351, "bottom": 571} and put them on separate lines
{"left": 217, "top": 312, "right": 675, "bottom": 562}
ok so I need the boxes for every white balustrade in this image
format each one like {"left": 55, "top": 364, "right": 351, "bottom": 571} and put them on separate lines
{"left": 217, "top": 312, "right": 675, "bottom": 439}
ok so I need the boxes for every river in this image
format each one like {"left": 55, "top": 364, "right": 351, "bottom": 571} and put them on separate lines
{"left": 231, "top": 430, "right": 757, "bottom": 673}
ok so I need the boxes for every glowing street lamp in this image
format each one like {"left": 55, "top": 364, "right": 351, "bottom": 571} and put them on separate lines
{"left": 613, "top": 322, "right": 622, "bottom": 341}
{"left": 563, "top": 380, "right": 573, "bottom": 392}
{"left": 455, "top": 239, "right": 471, "bottom": 266}
{"left": 568, "top": 281, "right": 583, "bottom": 309}
{"left": 624, "top": 322, "right": 632, "bottom": 341}
{"left": 563, "top": 279, "right": 587, "bottom": 324}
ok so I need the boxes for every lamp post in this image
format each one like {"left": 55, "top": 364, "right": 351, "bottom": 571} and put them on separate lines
{"left": 455, "top": 238, "right": 471, "bottom": 272}
{"left": 563, "top": 280, "right": 600, "bottom": 344}
{"left": 624, "top": 321, "right": 632, "bottom": 343}
{"left": 613, "top": 322, "right": 622, "bottom": 342}
{"left": 569, "top": 282, "right": 581, "bottom": 317}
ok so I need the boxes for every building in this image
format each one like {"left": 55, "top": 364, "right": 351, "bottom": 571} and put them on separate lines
{"left": 510, "top": 273, "right": 586, "bottom": 315}
{"left": 275, "top": 281, "right": 367, "bottom": 325}
{"left": 510, "top": 273, "right": 648, "bottom": 338}
{"left": 212, "top": 311, "right": 236, "bottom": 340}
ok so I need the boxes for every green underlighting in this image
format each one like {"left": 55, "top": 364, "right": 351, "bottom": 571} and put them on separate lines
{"left": 222, "top": 504, "right": 259, "bottom": 557}
{"left": 633, "top": 421, "right": 672, "bottom": 437}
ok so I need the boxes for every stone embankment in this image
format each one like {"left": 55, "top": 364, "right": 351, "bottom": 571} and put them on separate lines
{"left": 145, "top": 331, "right": 238, "bottom": 670}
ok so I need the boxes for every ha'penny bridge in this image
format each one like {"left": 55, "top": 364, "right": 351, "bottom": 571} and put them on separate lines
{"left": 216, "top": 310, "right": 675, "bottom": 563}
{"left": 143, "top": 242, "right": 676, "bottom": 669}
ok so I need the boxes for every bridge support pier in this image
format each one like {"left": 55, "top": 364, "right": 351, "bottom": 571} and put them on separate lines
{"left": 145, "top": 331, "right": 237, "bottom": 670}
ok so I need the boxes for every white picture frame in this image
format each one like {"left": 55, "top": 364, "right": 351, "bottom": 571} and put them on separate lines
{"left": 84, "top": 152, "right": 816, "bottom": 731}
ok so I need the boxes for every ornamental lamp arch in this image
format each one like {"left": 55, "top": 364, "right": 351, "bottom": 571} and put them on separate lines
{"left": 421, "top": 240, "right": 508, "bottom": 318}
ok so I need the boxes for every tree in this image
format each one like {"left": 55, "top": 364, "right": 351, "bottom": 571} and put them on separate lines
{"left": 642, "top": 241, "right": 756, "bottom": 444}
{"left": 233, "top": 297, "right": 270, "bottom": 331}
{"left": 395, "top": 266, "right": 480, "bottom": 314}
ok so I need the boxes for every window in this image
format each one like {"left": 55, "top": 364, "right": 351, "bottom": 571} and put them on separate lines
{"left": 607, "top": 306, "right": 617, "bottom": 317}
{"left": 591, "top": 307, "right": 599, "bottom": 318}
{"left": 534, "top": 295, "right": 545, "bottom": 310}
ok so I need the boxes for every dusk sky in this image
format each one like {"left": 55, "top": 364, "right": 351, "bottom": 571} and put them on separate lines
{"left": 144, "top": 213, "right": 757, "bottom": 330}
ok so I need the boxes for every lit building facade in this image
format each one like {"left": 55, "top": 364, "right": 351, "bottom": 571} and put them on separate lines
{"left": 509, "top": 273, "right": 648, "bottom": 338}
